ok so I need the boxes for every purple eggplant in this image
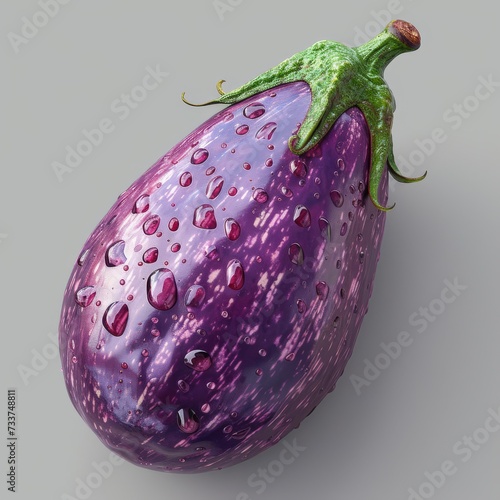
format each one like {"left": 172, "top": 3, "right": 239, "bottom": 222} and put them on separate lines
{"left": 59, "top": 20, "right": 424, "bottom": 472}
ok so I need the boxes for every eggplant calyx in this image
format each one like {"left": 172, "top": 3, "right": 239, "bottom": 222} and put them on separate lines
{"left": 181, "top": 20, "right": 424, "bottom": 211}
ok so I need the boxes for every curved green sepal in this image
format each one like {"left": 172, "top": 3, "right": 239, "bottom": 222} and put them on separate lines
{"left": 387, "top": 144, "right": 428, "bottom": 183}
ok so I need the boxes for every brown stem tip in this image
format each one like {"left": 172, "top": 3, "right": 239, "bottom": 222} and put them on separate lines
{"left": 388, "top": 20, "right": 421, "bottom": 50}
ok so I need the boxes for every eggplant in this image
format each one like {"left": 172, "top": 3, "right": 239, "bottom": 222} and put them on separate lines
{"left": 59, "top": 20, "right": 424, "bottom": 472}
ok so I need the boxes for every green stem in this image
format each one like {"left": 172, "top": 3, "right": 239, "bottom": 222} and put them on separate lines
{"left": 356, "top": 33, "right": 410, "bottom": 77}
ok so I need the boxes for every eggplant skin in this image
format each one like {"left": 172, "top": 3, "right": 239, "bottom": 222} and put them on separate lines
{"left": 59, "top": 81, "right": 388, "bottom": 473}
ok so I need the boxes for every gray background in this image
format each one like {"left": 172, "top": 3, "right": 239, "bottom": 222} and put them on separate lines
{"left": 1, "top": 1, "right": 499, "bottom": 499}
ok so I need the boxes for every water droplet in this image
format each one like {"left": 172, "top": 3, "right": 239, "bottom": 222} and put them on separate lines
{"left": 256, "top": 122, "right": 277, "bottom": 140}
{"left": 178, "top": 380, "right": 190, "bottom": 393}
{"left": 243, "top": 162, "right": 251, "bottom": 170}
{"left": 253, "top": 188, "right": 268, "bottom": 203}
{"left": 184, "top": 350, "right": 212, "bottom": 371}
{"left": 330, "top": 190, "right": 344, "bottom": 208}
{"left": 227, "top": 259, "right": 245, "bottom": 290}
{"left": 206, "top": 176, "right": 224, "bottom": 200}
{"left": 296, "top": 299, "right": 306, "bottom": 314}
{"left": 336, "top": 259, "right": 342, "bottom": 269}
{"left": 151, "top": 327, "right": 160, "bottom": 337}
{"left": 285, "top": 352, "right": 296, "bottom": 361}
{"left": 221, "top": 310, "right": 229, "bottom": 318}
{"left": 147, "top": 268, "right": 177, "bottom": 311}
{"left": 143, "top": 247, "right": 158, "bottom": 264}
{"left": 340, "top": 288, "right": 346, "bottom": 299}
{"left": 121, "top": 362, "right": 128, "bottom": 369}
{"left": 105, "top": 240, "right": 127, "bottom": 267}
{"left": 103, "top": 301, "right": 129, "bottom": 336}
{"left": 168, "top": 217, "right": 179, "bottom": 231}
{"left": 133, "top": 194, "right": 150, "bottom": 214}
{"left": 177, "top": 408, "right": 200, "bottom": 434}
{"left": 143, "top": 215, "right": 161, "bottom": 235}
{"left": 243, "top": 102, "right": 265, "bottom": 119}
{"left": 191, "top": 148, "right": 209, "bottom": 165}
{"left": 281, "top": 186, "right": 293, "bottom": 198}
{"left": 255, "top": 368, "right": 263, "bottom": 376}
{"left": 259, "top": 349, "right": 267, "bottom": 357}
{"left": 231, "top": 428, "right": 250, "bottom": 440}
{"left": 359, "top": 251, "right": 365, "bottom": 263}
{"left": 349, "top": 184, "right": 356, "bottom": 194}
{"left": 77, "top": 248, "right": 90, "bottom": 266}
{"left": 223, "top": 425, "right": 233, "bottom": 434}
{"left": 207, "top": 382, "right": 215, "bottom": 390}
{"left": 337, "top": 158, "right": 345, "bottom": 170}
{"left": 333, "top": 316, "right": 340, "bottom": 331}
{"left": 141, "top": 349, "right": 149, "bottom": 357}
{"left": 71, "top": 355, "right": 77, "bottom": 363}
{"left": 289, "top": 159, "right": 307, "bottom": 178}
{"left": 193, "top": 204, "right": 217, "bottom": 229}
{"left": 205, "top": 166, "right": 216, "bottom": 176}
{"left": 205, "top": 245, "right": 218, "bottom": 260}
{"left": 201, "top": 403, "right": 210, "bottom": 413}
{"left": 228, "top": 186, "right": 238, "bottom": 196}
{"left": 288, "top": 243, "right": 304, "bottom": 265}
{"left": 171, "top": 242, "right": 181, "bottom": 252}
{"left": 316, "top": 281, "right": 329, "bottom": 301}
{"left": 119, "top": 279, "right": 125, "bottom": 286}
{"left": 224, "top": 218, "right": 241, "bottom": 241}
{"left": 340, "top": 222, "right": 348, "bottom": 236}
{"left": 236, "top": 124, "right": 249, "bottom": 135}
{"left": 319, "top": 217, "right": 331, "bottom": 241}
{"left": 265, "top": 158, "right": 273, "bottom": 167}
{"left": 184, "top": 285, "right": 206, "bottom": 307}
{"left": 179, "top": 172, "right": 193, "bottom": 187}
{"left": 75, "top": 286, "right": 96, "bottom": 307}
{"left": 293, "top": 205, "right": 311, "bottom": 228}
